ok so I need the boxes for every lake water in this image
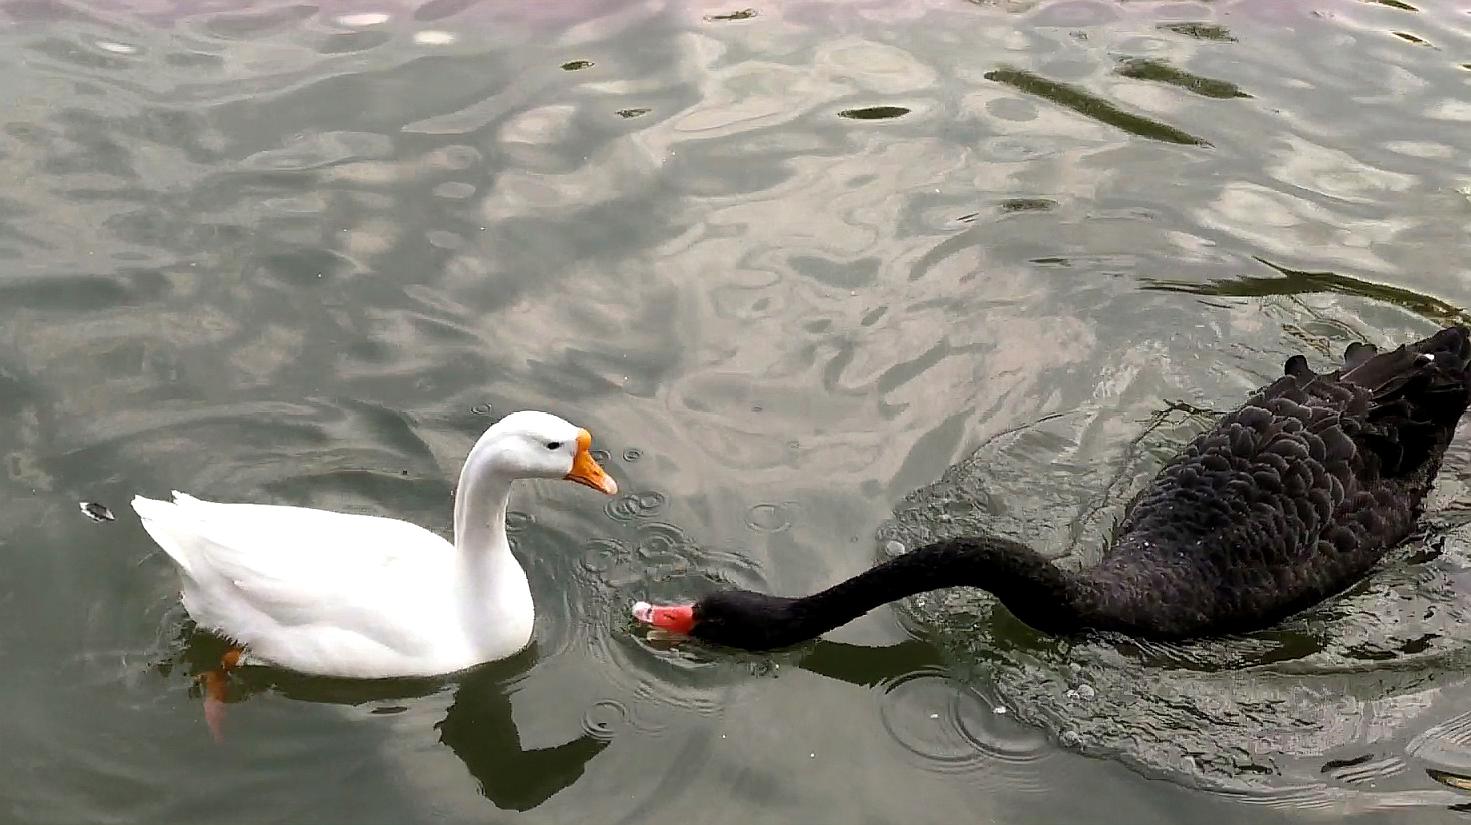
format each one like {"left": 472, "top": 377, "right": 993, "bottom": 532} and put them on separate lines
{"left": 5, "top": 0, "right": 1471, "bottom": 822}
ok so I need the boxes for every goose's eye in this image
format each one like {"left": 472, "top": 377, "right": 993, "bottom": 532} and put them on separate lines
{"left": 545, "top": 441, "right": 562, "bottom": 450}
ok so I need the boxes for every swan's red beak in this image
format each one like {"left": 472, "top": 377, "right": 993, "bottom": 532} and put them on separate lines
{"left": 632, "top": 601, "right": 696, "bottom": 635}
{"left": 565, "top": 429, "right": 618, "bottom": 495}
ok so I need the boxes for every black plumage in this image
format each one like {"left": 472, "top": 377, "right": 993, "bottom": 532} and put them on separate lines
{"left": 665, "top": 326, "right": 1471, "bottom": 650}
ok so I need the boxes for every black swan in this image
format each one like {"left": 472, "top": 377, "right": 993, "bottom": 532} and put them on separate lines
{"left": 633, "top": 326, "right": 1471, "bottom": 649}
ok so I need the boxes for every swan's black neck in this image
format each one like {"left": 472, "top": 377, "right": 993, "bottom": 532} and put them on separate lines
{"left": 802, "top": 536, "right": 1082, "bottom": 632}
{"left": 694, "top": 537, "right": 1086, "bottom": 650}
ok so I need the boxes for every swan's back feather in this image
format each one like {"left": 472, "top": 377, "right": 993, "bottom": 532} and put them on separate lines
{"left": 1077, "top": 325, "right": 1471, "bottom": 637}
{"left": 648, "top": 328, "right": 1471, "bottom": 650}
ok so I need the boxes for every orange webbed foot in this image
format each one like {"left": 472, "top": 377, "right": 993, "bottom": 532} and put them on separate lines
{"left": 199, "top": 648, "right": 243, "bottom": 744}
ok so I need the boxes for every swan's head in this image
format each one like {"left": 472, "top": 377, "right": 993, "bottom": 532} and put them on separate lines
{"left": 632, "top": 591, "right": 804, "bottom": 650}
{"left": 481, "top": 410, "right": 618, "bottom": 495}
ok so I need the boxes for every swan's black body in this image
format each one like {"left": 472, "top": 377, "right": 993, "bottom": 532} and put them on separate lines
{"left": 678, "top": 327, "right": 1471, "bottom": 650}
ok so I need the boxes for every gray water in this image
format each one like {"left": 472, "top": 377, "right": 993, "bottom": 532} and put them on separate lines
{"left": 4, "top": 0, "right": 1471, "bottom": 822}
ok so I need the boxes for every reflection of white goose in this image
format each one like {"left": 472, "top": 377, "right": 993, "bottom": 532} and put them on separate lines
{"left": 133, "top": 411, "right": 617, "bottom": 680}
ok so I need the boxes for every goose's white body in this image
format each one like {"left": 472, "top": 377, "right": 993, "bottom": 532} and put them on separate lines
{"left": 133, "top": 493, "right": 533, "bottom": 678}
{"left": 132, "top": 411, "right": 616, "bottom": 679}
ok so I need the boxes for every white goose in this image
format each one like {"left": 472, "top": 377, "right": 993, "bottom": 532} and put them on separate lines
{"left": 133, "top": 410, "right": 618, "bottom": 681}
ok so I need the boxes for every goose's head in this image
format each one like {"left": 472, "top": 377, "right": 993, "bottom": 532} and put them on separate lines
{"left": 480, "top": 410, "right": 618, "bottom": 495}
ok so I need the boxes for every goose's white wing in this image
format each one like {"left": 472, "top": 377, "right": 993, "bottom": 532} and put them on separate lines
{"left": 133, "top": 492, "right": 453, "bottom": 655}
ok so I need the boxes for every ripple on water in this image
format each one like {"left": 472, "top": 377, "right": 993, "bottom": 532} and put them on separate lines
{"left": 745, "top": 502, "right": 792, "bottom": 533}
{"left": 572, "top": 506, "right": 769, "bottom": 727}
{"left": 604, "top": 490, "right": 668, "bottom": 522}
{"left": 1409, "top": 711, "right": 1471, "bottom": 770}
{"left": 500, "top": 507, "right": 535, "bottom": 529}
{"left": 1321, "top": 755, "right": 1406, "bottom": 787}
{"left": 580, "top": 538, "right": 629, "bottom": 574}
{"left": 875, "top": 401, "right": 1471, "bottom": 806}
{"left": 635, "top": 523, "right": 692, "bottom": 579}
{"left": 589, "top": 605, "right": 756, "bottom": 729}
{"left": 432, "top": 181, "right": 476, "bottom": 199}
{"left": 879, "top": 670, "right": 1048, "bottom": 787}
{"left": 580, "top": 698, "right": 629, "bottom": 741}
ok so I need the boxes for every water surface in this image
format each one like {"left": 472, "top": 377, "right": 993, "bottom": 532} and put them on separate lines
{"left": 4, "top": 0, "right": 1471, "bottom": 822}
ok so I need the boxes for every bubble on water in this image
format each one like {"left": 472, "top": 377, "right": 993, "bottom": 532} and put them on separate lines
{"left": 413, "top": 29, "right": 456, "bottom": 45}
{"left": 622, "top": 448, "right": 643, "bottom": 462}
{"left": 885, "top": 540, "right": 907, "bottom": 557}
{"left": 470, "top": 402, "right": 492, "bottom": 415}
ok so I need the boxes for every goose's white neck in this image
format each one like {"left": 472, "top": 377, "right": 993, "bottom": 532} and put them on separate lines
{"left": 453, "top": 444, "right": 514, "bottom": 559}
{"left": 451, "top": 433, "right": 533, "bottom": 643}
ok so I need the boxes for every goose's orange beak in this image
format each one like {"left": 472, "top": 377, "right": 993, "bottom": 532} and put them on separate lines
{"left": 565, "top": 429, "right": 618, "bottom": 495}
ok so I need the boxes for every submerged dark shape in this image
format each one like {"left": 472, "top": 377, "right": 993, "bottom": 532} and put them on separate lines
{"left": 79, "top": 501, "right": 115, "bottom": 523}
{"left": 637, "top": 326, "right": 1471, "bottom": 650}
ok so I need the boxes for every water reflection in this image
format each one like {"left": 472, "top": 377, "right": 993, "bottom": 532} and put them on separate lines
{"left": 984, "top": 67, "right": 1211, "bottom": 146}
{"left": 1114, "top": 57, "right": 1251, "bottom": 100}
{"left": 173, "top": 629, "right": 609, "bottom": 811}
{"left": 7, "top": 0, "right": 1471, "bottom": 822}
{"left": 1144, "top": 258, "right": 1471, "bottom": 326}
{"left": 837, "top": 105, "right": 912, "bottom": 120}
